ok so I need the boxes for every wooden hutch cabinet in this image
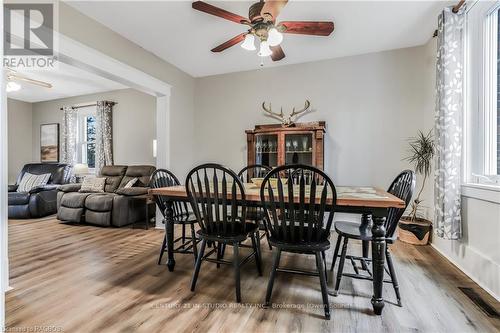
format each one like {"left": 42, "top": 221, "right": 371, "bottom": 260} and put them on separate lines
{"left": 245, "top": 121, "right": 326, "bottom": 170}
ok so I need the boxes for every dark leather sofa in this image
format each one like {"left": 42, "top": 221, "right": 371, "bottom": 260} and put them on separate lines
{"left": 8, "top": 163, "right": 72, "bottom": 219}
{"left": 57, "top": 165, "right": 156, "bottom": 227}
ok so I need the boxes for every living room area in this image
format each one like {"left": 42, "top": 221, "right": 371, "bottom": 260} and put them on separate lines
{"left": 7, "top": 61, "right": 159, "bottom": 227}
{"left": 1, "top": 1, "right": 500, "bottom": 332}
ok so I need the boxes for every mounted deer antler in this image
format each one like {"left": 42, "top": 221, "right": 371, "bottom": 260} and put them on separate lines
{"left": 262, "top": 100, "right": 311, "bottom": 127}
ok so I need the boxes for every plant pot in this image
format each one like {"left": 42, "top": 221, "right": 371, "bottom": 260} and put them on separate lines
{"left": 398, "top": 217, "right": 432, "bottom": 245}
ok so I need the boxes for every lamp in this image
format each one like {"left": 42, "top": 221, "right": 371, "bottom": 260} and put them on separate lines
{"left": 258, "top": 41, "right": 272, "bottom": 57}
{"left": 6, "top": 81, "right": 21, "bottom": 92}
{"left": 73, "top": 163, "right": 89, "bottom": 183}
{"left": 267, "top": 28, "right": 283, "bottom": 46}
{"left": 241, "top": 34, "right": 256, "bottom": 51}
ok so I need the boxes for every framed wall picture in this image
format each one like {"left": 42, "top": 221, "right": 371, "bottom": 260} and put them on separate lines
{"left": 40, "top": 123, "right": 59, "bottom": 163}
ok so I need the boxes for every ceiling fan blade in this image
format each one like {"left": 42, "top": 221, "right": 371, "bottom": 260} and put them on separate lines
{"left": 261, "top": 0, "right": 288, "bottom": 21}
{"left": 279, "top": 21, "right": 334, "bottom": 36}
{"left": 270, "top": 45, "right": 285, "bottom": 61}
{"left": 192, "top": 1, "right": 248, "bottom": 24}
{"left": 7, "top": 74, "right": 52, "bottom": 88}
{"left": 211, "top": 33, "right": 247, "bottom": 52}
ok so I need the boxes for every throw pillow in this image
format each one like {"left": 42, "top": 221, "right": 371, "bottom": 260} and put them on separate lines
{"left": 17, "top": 172, "right": 51, "bottom": 192}
{"left": 79, "top": 177, "right": 106, "bottom": 193}
{"left": 124, "top": 178, "right": 138, "bottom": 188}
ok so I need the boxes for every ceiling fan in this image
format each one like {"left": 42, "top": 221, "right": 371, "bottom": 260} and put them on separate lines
{"left": 192, "top": 0, "right": 334, "bottom": 61}
{"left": 6, "top": 68, "right": 52, "bottom": 92}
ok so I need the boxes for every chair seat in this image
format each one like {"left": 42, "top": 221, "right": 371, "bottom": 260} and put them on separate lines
{"left": 268, "top": 226, "right": 331, "bottom": 251}
{"left": 269, "top": 237, "right": 330, "bottom": 252}
{"left": 334, "top": 221, "right": 396, "bottom": 243}
{"left": 8, "top": 192, "right": 30, "bottom": 205}
{"left": 197, "top": 222, "right": 259, "bottom": 242}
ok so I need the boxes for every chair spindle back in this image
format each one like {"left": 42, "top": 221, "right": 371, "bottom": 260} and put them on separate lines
{"left": 150, "top": 169, "right": 190, "bottom": 219}
{"left": 261, "top": 164, "right": 337, "bottom": 243}
{"left": 186, "top": 163, "right": 248, "bottom": 235}
{"left": 385, "top": 170, "right": 416, "bottom": 237}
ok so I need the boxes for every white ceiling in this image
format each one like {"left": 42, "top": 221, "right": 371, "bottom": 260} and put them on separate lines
{"left": 68, "top": 1, "right": 450, "bottom": 77}
{"left": 7, "top": 62, "right": 126, "bottom": 103}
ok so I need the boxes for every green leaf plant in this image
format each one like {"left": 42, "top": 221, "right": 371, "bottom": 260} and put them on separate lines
{"left": 404, "top": 130, "right": 435, "bottom": 222}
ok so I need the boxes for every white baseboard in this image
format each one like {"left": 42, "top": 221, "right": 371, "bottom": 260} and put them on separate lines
{"left": 430, "top": 243, "right": 500, "bottom": 302}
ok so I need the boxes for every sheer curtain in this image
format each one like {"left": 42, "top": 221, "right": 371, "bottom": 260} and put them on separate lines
{"left": 61, "top": 106, "right": 77, "bottom": 167}
{"left": 95, "top": 101, "right": 114, "bottom": 174}
{"left": 434, "top": 6, "right": 466, "bottom": 240}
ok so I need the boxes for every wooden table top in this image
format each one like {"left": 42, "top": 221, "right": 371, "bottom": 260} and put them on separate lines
{"left": 149, "top": 184, "right": 405, "bottom": 209}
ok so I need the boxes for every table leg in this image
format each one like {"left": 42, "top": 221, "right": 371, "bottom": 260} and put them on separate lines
{"left": 145, "top": 199, "right": 149, "bottom": 230}
{"left": 371, "top": 214, "right": 386, "bottom": 315}
{"left": 360, "top": 213, "right": 371, "bottom": 270}
{"left": 165, "top": 203, "right": 176, "bottom": 272}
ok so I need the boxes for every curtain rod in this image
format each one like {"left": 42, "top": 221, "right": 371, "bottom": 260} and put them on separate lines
{"left": 59, "top": 101, "right": 117, "bottom": 111}
{"left": 452, "top": 0, "right": 466, "bottom": 13}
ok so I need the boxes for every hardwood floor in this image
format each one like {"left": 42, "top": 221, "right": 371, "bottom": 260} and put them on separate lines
{"left": 5, "top": 217, "right": 500, "bottom": 332}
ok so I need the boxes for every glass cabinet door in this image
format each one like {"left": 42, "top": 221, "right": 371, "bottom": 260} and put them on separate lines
{"left": 284, "top": 133, "right": 313, "bottom": 166}
{"left": 255, "top": 134, "right": 278, "bottom": 167}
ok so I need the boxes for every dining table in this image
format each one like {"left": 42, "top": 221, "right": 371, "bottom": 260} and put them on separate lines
{"left": 149, "top": 183, "right": 405, "bottom": 316}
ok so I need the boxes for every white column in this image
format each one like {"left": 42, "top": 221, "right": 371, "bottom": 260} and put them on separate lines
{"left": 1, "top": 3, "right": 8, "bottom": 328}
{"left": 155, "top": 93, "right": 171, "bottom": 228}
{"left": 155, "top": 94, "right": 170, "bottom": 169}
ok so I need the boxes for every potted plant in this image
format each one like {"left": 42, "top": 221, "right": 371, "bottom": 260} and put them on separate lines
{"left": 398, "top": 130, "right": 435, "bottom": 245}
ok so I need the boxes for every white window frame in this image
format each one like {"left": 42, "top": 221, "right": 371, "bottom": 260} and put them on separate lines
{"left": 465, "top": 0, "right": 500, "bottom": 188}
{"left": 76, "top": 105, "right": 97, "bottom": 173}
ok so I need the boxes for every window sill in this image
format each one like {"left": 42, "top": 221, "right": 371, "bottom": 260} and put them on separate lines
{"left": 461, "top": 183, "right": 500, "bottom": 204}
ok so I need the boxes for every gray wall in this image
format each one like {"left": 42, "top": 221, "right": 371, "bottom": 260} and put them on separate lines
{"left": 32, "top": 89, "right": 156, "bottom": 166}
{"left": 7, "top": 99, "right": 33, "bottom": 184}
{"left": 195, "top": 45, "right": 430, "bottom": 194}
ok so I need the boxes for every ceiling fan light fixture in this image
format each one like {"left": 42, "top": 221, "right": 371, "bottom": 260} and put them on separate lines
{"left": 267, "top": 27, "right": 283, "bottom": 46}
{"left": 6, "top": 81, "right": 21, "bottom": 92}
{"left": 258, "top": 40, "right": 272, "bottom": 57}
{"left": 241, "top": 34, "right": 256, "bottom": 51}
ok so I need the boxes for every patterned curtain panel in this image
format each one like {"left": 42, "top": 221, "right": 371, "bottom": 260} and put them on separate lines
{"left": 61, "top": 106, "right": 77, "bottom": 166}
{"left": 434, "top": 6, "right": 465, "bottom": 240}
{"left": 95, "top": 101, "right": 114, "bottom": 174}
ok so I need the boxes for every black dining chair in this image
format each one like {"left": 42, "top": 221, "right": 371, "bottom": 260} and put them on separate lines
{"left": 186, "top": 163, "right": 262, "bottom": 303}
{"left": 330, "top": 170, "right": 415, "bottom": 307}
{"left": 238, "top": 164, "right": 272, "bottom": 251}
{"left": 150, "top": 169, "right": 198, "bottom": 264}
{"left": 261, "top": 164, "right": 337, "bottom": 320}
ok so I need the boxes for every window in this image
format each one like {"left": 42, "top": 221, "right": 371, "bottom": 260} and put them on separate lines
{"left": 465, "top": 1, "right": 500, "bottom": 186}
{"left": 497, "top": 11, "right": 500, "bottom": 175}
{"left": 76, "top": 106, "right": 96, "bottom": 170}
